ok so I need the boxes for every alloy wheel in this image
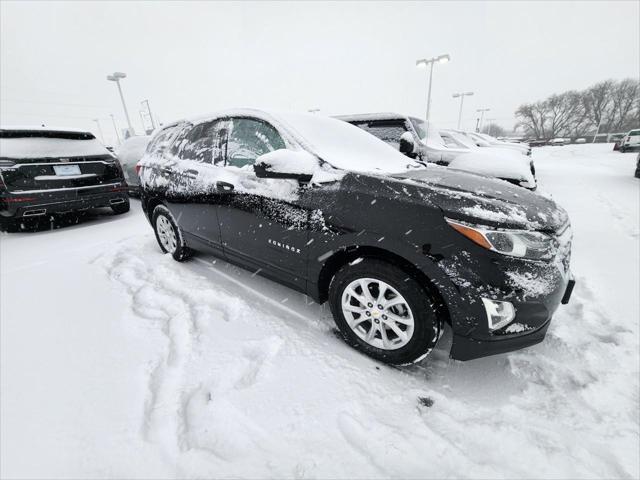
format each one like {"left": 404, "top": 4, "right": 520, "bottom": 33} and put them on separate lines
{"left": 341, "top": 277, "right": 415, "bottom": 350}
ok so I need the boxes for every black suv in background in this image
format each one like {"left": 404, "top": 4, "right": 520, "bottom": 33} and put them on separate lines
{"left": 138, "top": 109, "right": 575, "bottom": 365}
{"left": 0, "top": 127, "right": 129, "bottom": 231}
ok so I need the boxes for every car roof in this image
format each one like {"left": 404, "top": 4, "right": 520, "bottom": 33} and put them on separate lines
{"left": 0, "top": 125, "right": 93, "bottom": 135}
{"left": 333, "top": 113, "right": 407, "bottom": 122}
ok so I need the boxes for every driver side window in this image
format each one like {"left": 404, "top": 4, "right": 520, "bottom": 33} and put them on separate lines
{"left": 226, "top": 118, "right": 286, "bottom": 168}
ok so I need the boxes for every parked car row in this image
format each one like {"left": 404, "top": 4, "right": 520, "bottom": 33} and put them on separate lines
{"left": 336, "top": 113, "right": 536, "bottom": 189}
{"left": 1, "top": 109, "right": 577, "bottom": 368}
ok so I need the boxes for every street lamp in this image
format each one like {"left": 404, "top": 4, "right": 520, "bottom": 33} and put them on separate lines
{"left": 92, "top": 118, "right": 105, "bottom": 143}
{"left": 416, "top": 54, "right": 450, "bottom": 139}
{"left": 110, "top": 114, "right": 121, "bottom": 145}
{"left": 452, "top": 91, "right": 474, "bottom": 130}
{"left": 141, "top": 99, "right": 156, "bottom": 130}
{"left": 107, "top": 71, "right": 134, "bottom": 137}
{"left": 476, "top": 108, "right": 490, "bottom": 132}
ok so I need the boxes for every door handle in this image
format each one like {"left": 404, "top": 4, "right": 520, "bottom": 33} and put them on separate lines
{"left": 216, "top": 181, "right": 234, "bottom": 192}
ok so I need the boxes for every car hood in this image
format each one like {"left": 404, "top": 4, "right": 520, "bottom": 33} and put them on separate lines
{"left": 393, "top": 166, "right": 568, "bottom": 232}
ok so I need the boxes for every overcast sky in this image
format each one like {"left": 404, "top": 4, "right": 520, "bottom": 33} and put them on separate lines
{"left": 1, "top": 1, "right": 638, "bottom": 145}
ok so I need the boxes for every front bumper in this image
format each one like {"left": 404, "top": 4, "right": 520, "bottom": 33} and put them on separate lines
{"left": 450, "top": 274, "right": 575, "bottom": 360}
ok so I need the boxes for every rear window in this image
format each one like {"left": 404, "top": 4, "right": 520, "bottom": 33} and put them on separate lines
{"left": 629, "top": 130, "right": 640, "bottom": 136}
{"left": 349, "top": 120, "right": 409, "bottom": 149}
{"left": 0, "top": 130, "right": 109, "bottom": 159}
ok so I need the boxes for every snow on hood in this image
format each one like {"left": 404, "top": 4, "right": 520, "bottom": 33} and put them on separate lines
{"left": 448, "top": 150, "right": 536, "bottom": 186}
{"left": 273, "top": 111, "right": 423, "bottom": 174}
{"left": 397, "top": 166, "right": 567, "bottom": 231}
{"left": 0, "top": 135, "right": 110, "bottom": 159}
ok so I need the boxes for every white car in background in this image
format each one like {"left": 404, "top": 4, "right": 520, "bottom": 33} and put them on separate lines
{"left": 620, "top": 129, "right": 640, "bottom": 152}
{"left": 115, "top": 135, "right": 151, "bottom": 195}
{"left": 465, "top": 131, "right": 532, "bottom": 156}
{"left": 337, "top": 113, "right": 537, "bottom": 189}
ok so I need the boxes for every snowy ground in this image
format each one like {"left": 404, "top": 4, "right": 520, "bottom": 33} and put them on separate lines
{"left": 1, "top": 143, "right": 638, "bottom": 479}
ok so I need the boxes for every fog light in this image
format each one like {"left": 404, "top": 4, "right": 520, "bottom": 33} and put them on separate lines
{"left": 481, "top": 298, "right": 516, "bottom": 331}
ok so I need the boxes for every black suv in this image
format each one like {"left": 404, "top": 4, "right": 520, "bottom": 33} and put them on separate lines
{"left": 138, "top": 109, "right": 574, "bottom": 365}
{"left": 0, "top": 127, "right": 129, "bottom": 231}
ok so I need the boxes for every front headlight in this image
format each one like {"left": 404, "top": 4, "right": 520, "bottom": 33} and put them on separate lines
{"left": 446, "top": 218, "right": 558, "bottom": 260}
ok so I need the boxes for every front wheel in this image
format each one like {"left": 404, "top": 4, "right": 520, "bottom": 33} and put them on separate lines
{"left": 329, "top": 259, "right": 443, "bottom": 365}
{"left": 152, "top": 205, "right": 191, "bottom": 261}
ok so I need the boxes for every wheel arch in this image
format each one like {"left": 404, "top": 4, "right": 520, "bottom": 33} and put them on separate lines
{"left": 315, "top": 245, "right": 452, "bottom": 325}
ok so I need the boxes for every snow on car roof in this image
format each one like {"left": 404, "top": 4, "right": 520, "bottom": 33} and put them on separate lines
{"left": 333, "top": 112, "right": 406, "bottom": 122}
{"left": 175, "top": 108, "right": 422, "bottom": 174}
{"left": 0, "top": 125, "right": 93, "bottom": 134}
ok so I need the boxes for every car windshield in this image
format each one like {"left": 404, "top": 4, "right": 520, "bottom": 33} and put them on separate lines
{"left": 276, "top": 112, "right": 423, "bottom": 174}
{"left": 0, "top": 129, "right": 109, "bottom": 159}
{"left": 441, "top": 130, "right": 476, "bottom": 149}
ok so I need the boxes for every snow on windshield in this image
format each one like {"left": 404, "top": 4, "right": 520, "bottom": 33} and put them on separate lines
{"left": 276, "top": 112, "right": 421, "bottom": 174}
{"left": 0, "top": 134, "right": 110, "bottom": 159}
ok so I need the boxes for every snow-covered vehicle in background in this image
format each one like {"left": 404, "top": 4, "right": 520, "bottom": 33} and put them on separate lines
{"left": 619, "top": 129, "right": 640, "bottom": 152}
{"left": 115, "top": 135, "right": 151, "bottom": 196}
{"left": 0, "top": 126, "right": 129, "bottom": 232}
{"left": 338, "top": 113, "right": 536, "bottom": 189}
{"left": 138, "top": 108, "right": 575, "bottom": 365}
{"left": 465, "top": 131, "right": 532, "bottom": 156}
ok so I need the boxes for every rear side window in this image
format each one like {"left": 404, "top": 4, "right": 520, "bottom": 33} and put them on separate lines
{"left": 349, "top": 120, "right": 409, "bottom": 149}
{"left": 630, "top": 130, "right": 640, "bottom": 136}
{"left": 226, "top": 118, "right": 286, "bottom": 168}
{"left": 146, "top": 125, "right": 181, "bottom": 156}
{"left": 177, "top": 119, "right": 229, "bottom": 164}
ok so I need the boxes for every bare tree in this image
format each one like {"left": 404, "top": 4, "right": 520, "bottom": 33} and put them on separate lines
{"left": 515, "top": 78, "right": 640, "bottom": 139}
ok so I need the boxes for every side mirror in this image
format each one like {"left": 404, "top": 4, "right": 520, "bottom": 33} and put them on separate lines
{"left": 254, "top": 149, "right": 317, "bottom": 182}
{"left": 399, "top": 132, "right": 417, "bottom": 158}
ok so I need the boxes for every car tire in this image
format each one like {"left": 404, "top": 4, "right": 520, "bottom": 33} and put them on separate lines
{"left": 152, "top": 204, "right": 191, "bottom": 262}
{"left": 0, "top": 216, "right": 18, "bottom": 233}
{"left": 328, "top": 258, "right": 443, "bottom": 365}
{"left": 620, "top": 146, "right": 626, "bottom": 153}
{"left": 111, "top": 198, "right": 131, "bottom": 214}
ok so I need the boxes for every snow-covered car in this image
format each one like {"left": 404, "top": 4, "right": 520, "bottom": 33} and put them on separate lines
{"left": 0, "top": 126, "right": 129, "bottom": 231}
{"left": 550, "top": 138, "right": 569, "bottom": 146}
{"left": 338, "top": 114, "right": 536, "bottom": 189}
{"left": 138, "top": 108, "right": 575, "bottom": 365}
{"left": 115, "top": 135, "right": 151, "bottom": 195}
{"left": 440, "top": 129, "right": 537, "bottom": 189}
{"left": 466, "top": 132, "right": 532, "bottom": 156}
{"left": 619, "top": 129, "right": 640, "bottom": 152}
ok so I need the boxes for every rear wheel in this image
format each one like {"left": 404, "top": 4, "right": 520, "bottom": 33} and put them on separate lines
{"left": 152, "top": 205, "right": 191, "bottom": 261}
{"left": 111, "top": 198, "right": 130, "bottom": 214}
{"left": 329, "top": 259, "right": 443, "bottom": 365}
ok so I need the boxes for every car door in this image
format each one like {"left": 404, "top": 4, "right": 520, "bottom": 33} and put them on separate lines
{"left": 164, "top": 119, "right": 229, "bottom": 254}
{"left": 215, "top": 116, "right": 311, "bottom": 290}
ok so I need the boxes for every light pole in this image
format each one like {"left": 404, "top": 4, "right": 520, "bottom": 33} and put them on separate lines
{"left": 107, "top": 72, "right": 134, "bottom": 137}
{"left": 92, "top": 118, "right": 105, "bottom": 143}
{"left": 485, "top": 118, "right": 497, "bottom": 136}
{"left": 141, "top": 99, "right": 156, "bottom": 130}
{"left": 139, "top": 110, "right": 147, "bottom": 132}
{"left": 416, "top": 54, "right": 450, "bottom": 139}
{"left": 110, "top": 114, "right": 121, "bottom": 145}
{"left": 476, "top": 108, "right": 490, "bottom": 132}
{"left": 452, "top": 92, "right": 474, "bottom": 130}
